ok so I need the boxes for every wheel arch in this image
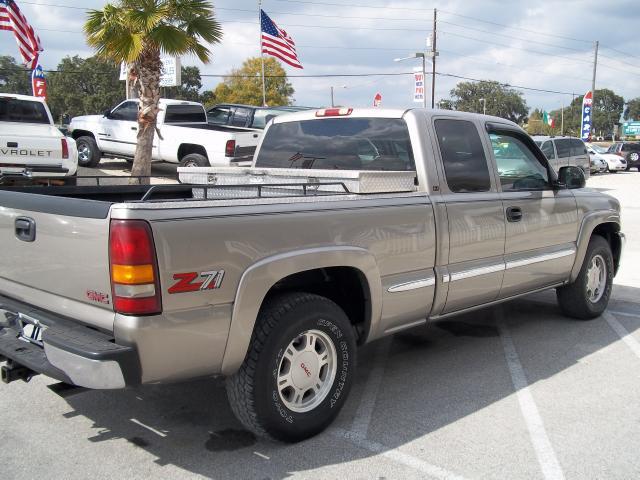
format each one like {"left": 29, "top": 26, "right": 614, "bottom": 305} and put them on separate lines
{"left": 177, "top": 143, "right": 208, "bottom": 162}
{"left": 220, "top": 247, "right": 382, "bottom": 375}
{"left": 71, "top": 130, "right": 95, "bottom": 140}
{"left": 571, "top": 210, "right": 622, "bottom": 282}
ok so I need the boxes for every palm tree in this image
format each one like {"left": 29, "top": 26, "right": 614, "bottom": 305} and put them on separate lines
{"left": 84, "top": 0, "right": 222, "bottom": 182}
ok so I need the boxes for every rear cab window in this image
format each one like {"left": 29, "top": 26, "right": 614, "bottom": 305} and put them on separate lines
{"left": 255, "top": 117, "right": 416, "bottom": 171}
{"left": 434, "top": 119, "right": 491, "bottom": 193}
{"left": 164, "top": 104, "right": 206, "bottom": 124}
{"left": 207, "top": 106, "right": 232, "bottom": 125}
{"left": 0, "top": 97, "right": 50, "bottom": 124}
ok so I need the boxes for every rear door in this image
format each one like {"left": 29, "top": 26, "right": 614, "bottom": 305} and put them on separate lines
{"left": 552, "top": 138, "right": 572, "bottom": 171}
{"left": 431, "top": 118, "right": 506, "bottom": 314}
{"left": 488, "top": 126, "right": 578, "bottom": 298}
{"left": 570, "top": 138, "right": 590, "bottom": 176}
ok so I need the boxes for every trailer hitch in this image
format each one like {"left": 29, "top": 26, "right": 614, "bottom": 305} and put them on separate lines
{"left": 1, "top": 361, "right": 37, "bottom": 384}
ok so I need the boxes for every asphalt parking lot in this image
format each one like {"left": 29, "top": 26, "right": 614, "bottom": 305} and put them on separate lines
{"left": 1, "top": 169, "right": 639, "bottom": 480}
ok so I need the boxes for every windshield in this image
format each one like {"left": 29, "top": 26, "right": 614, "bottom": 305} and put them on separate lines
{"left": 589, "top": 144, "right": 607, "bottom": 154}
{"left": 0, "top": 97, "right": 50, "bottom": 124}
{"left": 255, "top": 117, "right": 416, "bottom": 171}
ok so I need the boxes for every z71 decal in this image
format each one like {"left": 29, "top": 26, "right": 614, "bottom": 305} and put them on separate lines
{"left": 168, "top": 270, "right": 225, "bottom": 294}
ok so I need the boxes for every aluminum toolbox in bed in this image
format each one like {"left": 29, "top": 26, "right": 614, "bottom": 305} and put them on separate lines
{"left": 177, "top": 167, "right": 417, "bottom": 198}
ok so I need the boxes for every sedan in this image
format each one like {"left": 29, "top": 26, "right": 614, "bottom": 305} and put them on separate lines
{"left": 587, "top": 143, "right": 627, "bottom": 172}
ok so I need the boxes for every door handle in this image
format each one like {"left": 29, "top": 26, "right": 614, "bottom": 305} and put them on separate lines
{"left": 506, "top": 207, "right": 523, "bottom": 223}
{"left": 131, "top": 126, "right": 137, "bottom": 130}
{"left": 15, "top": 217, "right": 36, "bottom": 242}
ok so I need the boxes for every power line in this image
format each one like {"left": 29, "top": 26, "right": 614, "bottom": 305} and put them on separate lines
{"left": 438, "top": 9, "right": 592, "bottom": 44}
{"left": 272, "top": 0, "right": 435, "bottom": 12}
{"left": 600, "top": 45, "right": 640, "bottom": 62}
{"left": 436, "top": 72, "right": 575, "bottom": 95}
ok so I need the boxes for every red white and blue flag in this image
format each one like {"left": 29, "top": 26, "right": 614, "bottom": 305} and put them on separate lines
{"left": 0, "top": 0, "right": 43, "bottom": 69}
{"left": 260, "top": 9, "right": 303, "bottom": 69}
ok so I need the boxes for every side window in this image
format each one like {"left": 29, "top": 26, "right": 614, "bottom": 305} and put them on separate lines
{"left": 570, "top": 139, "right": 587, "bottom": 156}
{"left": 230, "top": 107, "right": 251, "bottom": 127}
{"left": 490, "top": 132, "right": 550, "bottom": 191}
{"left": 110, "top": 101, "right": 138, "bottom": 121}
{"left": 207, "top": 106, "right": 232, "bottom": 125}
{"left": 554, "top": 139, "right": 572, "bottom": 158}
{"left": 434, "top": 119, "right": 491, "bottom": 193}
{"left": 540, "top": 141, "right": 555, "bottom": 160}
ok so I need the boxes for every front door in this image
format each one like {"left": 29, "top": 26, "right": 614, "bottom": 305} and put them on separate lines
{"left": 99, "top": 100, "right": 139, "bottom": 157}
{"left": 431, "top": 118, "right": 506, "bottom": 314}
{"left": 488, "top": 127, "right": 578, "bottom": 298}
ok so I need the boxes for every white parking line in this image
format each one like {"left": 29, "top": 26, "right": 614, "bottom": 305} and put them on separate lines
{"left": 129, "top": 418, "right": 167, "bottom": 437}
{"left": 603, "top": 312, "right": 640, "bottom": 359}
{"left": 331, "top": 428, "right": 468, "bottom": 480}
{"left": 350, "top": 338, "right": 391, "bottom": 438}
{"left": 498, "top": 318, "right": 565, "bottom": 480}
{"left": 608, "top": 309, "right": 640, "bottom": 319}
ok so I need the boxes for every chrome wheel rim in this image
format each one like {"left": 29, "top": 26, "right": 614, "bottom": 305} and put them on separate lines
{"left": 184, "top": 161, "right": 198, "bottom": 167}
{"left": 277, "top": 329, "right": 337, "bottom": 413}
{"left": 78, "top": 145, "right": 90, "bottom": 162}
{"left": 586, "top": 254, "right": 606, "bottom": 303}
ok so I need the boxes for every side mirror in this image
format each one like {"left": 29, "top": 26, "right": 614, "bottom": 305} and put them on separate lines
{"left": 558, "top": 165, "right": 586, "bottom": 189}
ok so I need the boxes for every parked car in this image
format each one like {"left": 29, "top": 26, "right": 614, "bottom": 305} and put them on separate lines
{"left": 532, "top": 136, "right": 590, "bottom": 179}
{"left": 0, "top": 108, "right": 624, "bottom": 442}
{"left": 206, "top": 104, "right": 314, "bottom": 130}
{"left": 607, "top": 142, "right": 640, "bottom": 171}
{"left": 68, "top": 99, "right": 260, "bottom": 168}
{"left": 0, "top": 93, "right": 77, "bottom": 183}
{"left": 585, "top": 143, "right": 612, "bottom": 173}
{"left": 586, "top": 143, "right": 626, "bottom": 172}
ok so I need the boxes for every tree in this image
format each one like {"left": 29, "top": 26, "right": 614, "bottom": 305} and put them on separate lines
{"left": 0, "top": 56, "right": 31, "bottom": 95}
{"left": 624, "top": 98, "right": 640, "bottom": 121}
{"left": 210, "top": 57, "right": 294, "bottom": 106}
{"left": 46, "top": 55, "right": 123, "bottom": 123}
{"left": 447, "top": 80, "right": 529, "bottom": 124}
{"left": 163, "top": 65, "right": 203, "bottom": 102}
{"left": 84, "top": 0, "right": 222, "bottom": 182}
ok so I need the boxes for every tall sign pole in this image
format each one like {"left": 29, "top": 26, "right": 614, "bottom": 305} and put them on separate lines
{"left": 259, "top": 0, "right": 267, "bottom": 106}
{"left": 591, "top": 40, "right": 599, "bottom": 137}
{"left": 431, "top": 8, "right": 437, "bottom": 109}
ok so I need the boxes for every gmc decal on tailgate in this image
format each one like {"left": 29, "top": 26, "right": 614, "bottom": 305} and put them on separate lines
{"left": 168, "top": 270, "right": 225, "bottom": 294}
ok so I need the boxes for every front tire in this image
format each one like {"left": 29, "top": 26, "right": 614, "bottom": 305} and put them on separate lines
{"left": 226, "top": 293, "right": 357, "bottom": 442}
{"left": 75, "top": 136, "right": 101, "bottom": 168}
{"left": 557, "top": 235, "right": 613, "bottom": 319}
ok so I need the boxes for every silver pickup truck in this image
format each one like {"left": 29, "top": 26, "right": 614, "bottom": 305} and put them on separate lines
{"left": 0, "top": 108, "right": 625, "bottom": 443}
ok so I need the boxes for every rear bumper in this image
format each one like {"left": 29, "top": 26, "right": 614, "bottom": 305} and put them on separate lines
{"left": 0, "top": 294, "right": 140, "bottom": 389}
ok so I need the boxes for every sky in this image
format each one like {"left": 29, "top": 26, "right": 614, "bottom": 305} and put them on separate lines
{"left": 2, "top": 0, "right": 639, "bottom": 112}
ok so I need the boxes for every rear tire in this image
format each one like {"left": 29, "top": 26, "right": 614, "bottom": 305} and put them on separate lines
{"left": 556, "top": 235, "right": 613, "bottom": 320}
{"left": 179, "top": 153, "right": 209, "bottom": 168}
{"left": 226, "top": 292, "right": 357, "bottom": 442}
{"left": 75, "top": 136, "right": 101, "bottom": 168}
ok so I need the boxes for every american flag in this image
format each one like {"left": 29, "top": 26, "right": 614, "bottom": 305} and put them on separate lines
{"left": 0, "top": 0, "right": 43, "bottom": 69}
{"left": 260, "top": 9, "right": 302, "bottom": 69}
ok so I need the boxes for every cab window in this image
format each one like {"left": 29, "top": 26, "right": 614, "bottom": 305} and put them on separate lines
{"left": 434, "top": 119, "right": 491, "bottom": 193}
{"left": 554, "top": 139, "right": 572, "bottom": 158}
{"left": 207, "top": 106, "right": 232, "bottom": 125}
{"left": 491, "top": 131, "right": 550, "bottom": 191}
{"left": 570, "top": 139, "right": 587, "bottom": 156}
{"left": 110, "top": 101, "right": 138, "bottom": 121}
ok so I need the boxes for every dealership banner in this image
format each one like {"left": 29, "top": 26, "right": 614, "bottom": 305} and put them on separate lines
{"left": 413, "top": 68, "right": 425, "bottom": 104}
{"left": 581, "top": 91, "right": 593, "bottom": 141}
{"left": 31, "top": 64, "right": 47, "bottom": 100}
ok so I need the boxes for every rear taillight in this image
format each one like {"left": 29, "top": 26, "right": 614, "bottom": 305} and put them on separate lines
{"left": 61, "top": 138, "right": 69, "bottom": 159}
{"left": 109, "top": 220, "right": 162, "bottom": 315}
{"left": 225, "top": 139, "right": 236, "bottom": 157}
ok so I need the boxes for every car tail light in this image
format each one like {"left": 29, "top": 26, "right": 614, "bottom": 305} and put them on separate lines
{"left": 225, "top": 140, "right": 236, "bottom": 157}
{"left": 315, "top": 108, "right": 353, "bottom": 117}
{"left": 61, "top": 138, "right": 69, "bottom": 159}
{"left": 109, "top": 220, "right": 162, "bottom": 315}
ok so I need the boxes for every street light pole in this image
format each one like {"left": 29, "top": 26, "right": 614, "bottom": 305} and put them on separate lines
{"left": 479, "top": 98, "right": 486, "bottom": 115}
{"left": 394, "top": 52, "right": 431, "bottom": 108}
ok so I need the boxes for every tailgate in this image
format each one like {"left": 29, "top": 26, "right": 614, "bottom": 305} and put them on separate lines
{"left": 0, "top": 124, "right": 65, "bottom": 169}
{"left": 0, "top": 191, "right": 115, "bottom": 330}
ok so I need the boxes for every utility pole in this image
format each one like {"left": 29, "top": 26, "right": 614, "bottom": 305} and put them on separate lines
{"left": 561, "top": 102, "right": 564, "bottom": 136}
{"left": 430, "top": 8, "right": 437, "bottom": 109}
{"left": 591, "top": 40, "right": 599, "bottom": 138}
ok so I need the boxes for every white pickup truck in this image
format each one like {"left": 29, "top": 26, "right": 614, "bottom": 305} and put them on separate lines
{"left": 0, "top": 93, "right": 77, "bottom": 181}
{"left": 68, "top": 99, "right": 261, "bottom": 168}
